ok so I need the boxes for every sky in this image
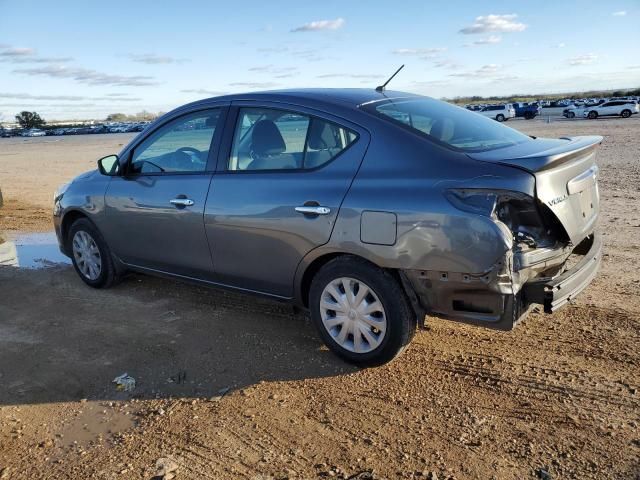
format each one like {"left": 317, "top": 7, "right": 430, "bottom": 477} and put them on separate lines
{"left": 1, "top": 0, "right": 639, "bottom": 121}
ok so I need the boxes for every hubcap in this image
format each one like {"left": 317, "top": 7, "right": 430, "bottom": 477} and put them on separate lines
{"left": 319, "top": 277, "right": 387, "bottom": 354}
{"left": 72, "top": 230, "right": 102, "bottom": 280}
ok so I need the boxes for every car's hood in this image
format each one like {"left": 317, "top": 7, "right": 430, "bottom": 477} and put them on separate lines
{"left": 72, "top": 169, "right": 101, "bottom": 182}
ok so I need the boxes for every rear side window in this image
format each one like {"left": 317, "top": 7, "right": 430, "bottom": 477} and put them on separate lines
{"left": 228, "top": 107, "right": 357, "bottom": 171}
{"left": 366, "top": 98, "right": 531, "bottom": 152}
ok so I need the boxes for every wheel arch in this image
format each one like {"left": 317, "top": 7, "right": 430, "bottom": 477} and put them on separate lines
{"left": 294, "top": 250, "right": 422, "bottom": 324}
{"left": 296, "top": 249, "right": 388, "bottom": 308}
{"left": 60, "top": 209, "right": 91, "bottom": 250}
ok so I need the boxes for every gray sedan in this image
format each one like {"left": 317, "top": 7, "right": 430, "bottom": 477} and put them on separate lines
{"left": 53, "top": 89, "right": 602, "bottom": 366}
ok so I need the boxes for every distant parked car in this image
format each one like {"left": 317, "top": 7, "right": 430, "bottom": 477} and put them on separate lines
{"left": 21, "top": 128, "right": 46, "bottom": 137}
{"left": 583, "top": 100, "right": 639, "bottom": 119}
{"left": 478, "top": 104, "right": 515, "bottom": 122}
{"left": 562, "top": 105, "right": 587, "bottom": 119}
{"left": 512, "top": 102, "right": 541, "bottom": 120}
{"left": 53, "top": 88, "right": 602, "bottom": 366}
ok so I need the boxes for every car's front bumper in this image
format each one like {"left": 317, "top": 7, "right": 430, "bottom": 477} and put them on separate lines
{"left": 403, "top": 233, "right": 601, "bottom": 330}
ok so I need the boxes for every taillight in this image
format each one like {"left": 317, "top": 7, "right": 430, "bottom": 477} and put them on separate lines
{"left": 445, "top": 189, "right": 554, "bottom": 247}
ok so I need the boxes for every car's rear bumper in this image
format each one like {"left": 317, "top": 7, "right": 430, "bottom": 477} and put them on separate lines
{"left": 403, "top": 233, "right": 601, "bottom": 331}
{"left": 522, "top": 233, "right": 601, "bottom": 313}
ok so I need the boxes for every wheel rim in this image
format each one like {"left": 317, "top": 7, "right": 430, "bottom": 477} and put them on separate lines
{"left": 319, "top": 277, "right": 387, "bottom": 354}
{"left": 622, "top": 111, "right": 630, "bottom": 118}
{"left": 72, "top": 230, "right": 102, "bottom": 280}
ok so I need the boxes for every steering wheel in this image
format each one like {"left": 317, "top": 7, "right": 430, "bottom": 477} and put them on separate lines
{"left": 176, "top": 146, "right": 201, "bottom": 156}
{"left": 175, "top": 146, "right": 205, "bottom": 168}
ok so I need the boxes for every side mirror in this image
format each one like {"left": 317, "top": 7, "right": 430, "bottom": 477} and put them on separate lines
{"left": 97, "top": 154, "right": 120, "bottom": 176}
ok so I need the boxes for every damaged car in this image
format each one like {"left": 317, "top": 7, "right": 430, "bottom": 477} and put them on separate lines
{"left": 53, "top": 89, "right": 602, "bottom": 366}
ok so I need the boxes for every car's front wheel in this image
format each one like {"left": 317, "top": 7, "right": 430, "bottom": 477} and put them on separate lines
{"left": 621, "top": 109, "right": 632, "bottom": 118}
{"left": 68, "top": 218, "right": 119, "bottom": 288}
{"left": 588, "top": 111, "right": 598, "bottom": 119}
{"left": 496, "top": 114, "right": 505, "bottom": 122}
{"left": 309, "top": 257, "right": 416, "bottom": 367}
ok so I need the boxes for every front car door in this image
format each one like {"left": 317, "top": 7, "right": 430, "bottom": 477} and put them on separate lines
{"left": 102, "top": 105, "right": 227, "bottom": 279}
{"left": 204, "top": 102, "right": 369, "bottom": 297}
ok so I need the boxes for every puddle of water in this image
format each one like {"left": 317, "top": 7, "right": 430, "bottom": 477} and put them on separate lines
{"left": 0, "top": 231, "right": 70, "bottom": 269}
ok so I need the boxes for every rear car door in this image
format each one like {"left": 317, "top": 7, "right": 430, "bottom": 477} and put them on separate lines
{"left": 103, "top": 106, "right": 227, "bottom": 279}
{"left": 204, "top": 103, "right": 369, "bottom": 297}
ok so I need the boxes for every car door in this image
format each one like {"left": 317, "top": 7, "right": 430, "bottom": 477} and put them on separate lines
{"left": 204, "top": 103, "right": 369, "bottom": 297}
{"left": 102, "top": 106, "right": 227, "bottom": 279}
{"left": 599, "top": 102, "right": 615, "bottom": 115}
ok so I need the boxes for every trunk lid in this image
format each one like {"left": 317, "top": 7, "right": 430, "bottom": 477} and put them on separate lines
{"left": 467, "top": 136, "right": 602, "bottom": 244}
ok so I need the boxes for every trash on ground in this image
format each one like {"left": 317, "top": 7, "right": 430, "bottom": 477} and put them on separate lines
{"left": 112, "top": 373, "right": 136, "bottom": 392}
{"left": 155, "top": 457, "right": 179, "bottom": 480}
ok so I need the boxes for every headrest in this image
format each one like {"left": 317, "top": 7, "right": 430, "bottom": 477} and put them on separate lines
{"left": 307, "top": 120, "right": 338, "bottom": 150}
{"left": 252, "top": 120, "right": 286, "bottom": 155}
{"left": 430, "top": 118, "right": 455, "bottom": 143}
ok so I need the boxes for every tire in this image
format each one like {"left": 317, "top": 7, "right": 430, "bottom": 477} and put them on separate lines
{"left": 621, "top": 109, "right": 632, "bottom": 118}
{"left": 496, "top": 114, "right": 505, "bottom": 122}
{"left": 68, "top": 218, "right": 119, "bottom": 288}
{"left": 309, "top": 256, "right": 416, "bottom": 367}
{"left": 567, "top": 112, "right": 575, "bottom": 119}
{"left": 524, "top": 112, "right": 533, "bottom": 120}
{"left": 587, "top": 111, "right": 598, "bottom": 119}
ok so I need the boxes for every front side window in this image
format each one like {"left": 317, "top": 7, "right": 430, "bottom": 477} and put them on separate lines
{"left": 228, "top": 107, "right": 357, "bottom": 171}
{"left": 366, "top": 97, "right": 531, "bottom": 152}
{"left": 129, "top": 109, "right": 220, "bottom": 174}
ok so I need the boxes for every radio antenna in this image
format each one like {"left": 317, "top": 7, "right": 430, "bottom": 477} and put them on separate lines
{"left": 375, "top": 64, "right": 405, "bottom": 92}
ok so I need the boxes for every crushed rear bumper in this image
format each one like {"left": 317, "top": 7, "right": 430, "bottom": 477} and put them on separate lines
{"left": 403, "top": 233, "right": 601, "bottom": 330}
{"left": 522, "top": 234, "right": 601, "bottom": 313}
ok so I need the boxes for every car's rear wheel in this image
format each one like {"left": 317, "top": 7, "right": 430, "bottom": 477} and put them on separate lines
{"left": 309, "top": 257, "right": 416, "bottom": 367}
{"left": 496, "top": 114, "right": 505, "bottom": 122}
{"left": 567, "top": 111, "right": 575, "bottom": 119}
{"left": 68, "top": 218, "right": 119, "bottom": 288}
{"left": 621, "top": 109, "right": 632, "bottom": 118}
{"left": 524, "top": 112, "right": 533, "bottom": 120}
{"left": 588, "top": 111, "right": 598, "bottom": 119}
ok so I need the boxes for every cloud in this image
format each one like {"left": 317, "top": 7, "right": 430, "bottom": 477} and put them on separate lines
{"left": 459, "top": 14, "right": 526, "bottom": 34}
{"left": 0, "top": 92, "right": 141, "bottom": 101}
{"left": 0, "top": 47, "right": 35, "bottom": 56}
{"left": 567, "top": 53, "right": 598, "bottom": 66}
{"left": 612, "top": 10, "right": 627, "bottom": 16}
{"left": 465, "top": 35, "right": 502, "bottom": 46}
{"left": 555, "top": 42, "right": 566, "bottom": 48}
{"left": 392, "top": 48, "right": 446, "bottom": 57}
{"left": 248, "top": 65, "right": 297, "bottom": 73}
{"left": 180, "top": 88, "right": 227, "bottom": 95}
{"left": 316, "top": 73, "right": 384, "bottom": 80}
{"left": 449, "top": 64, "right": 502, "bottom": 78}
{"left": 0, "top": 44, "right": 73, "bottom": 63}
{"left": 433, "top": 59, "right": 463, "bottom": 70}
{"left": 13, "top": 65, "right": 159, "bottom": 86}
{"left": 228, "top": 81, "right": 280, "bottom": 89}
{"left": 291, "top": 17, "right": 345, "bottom": 32}
{"left": 127, "top": 53, "right": 189, "bottom": 64}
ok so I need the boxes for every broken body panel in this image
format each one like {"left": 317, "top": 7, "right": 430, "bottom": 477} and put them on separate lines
{"left": 403, "top": 136, "right": 603, "bottom": 329}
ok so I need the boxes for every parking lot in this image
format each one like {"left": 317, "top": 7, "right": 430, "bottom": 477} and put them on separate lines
{"left": 0, "top": 116, "right": 639, "bottom": 479}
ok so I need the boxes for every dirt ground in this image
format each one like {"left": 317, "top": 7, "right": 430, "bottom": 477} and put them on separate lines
{"left": 0, "top": 118, "right": 638, "bottom": 479}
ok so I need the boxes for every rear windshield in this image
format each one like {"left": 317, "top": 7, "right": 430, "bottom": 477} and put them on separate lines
{"left": 365, "top": 97, "right": 532, "bottom": 152}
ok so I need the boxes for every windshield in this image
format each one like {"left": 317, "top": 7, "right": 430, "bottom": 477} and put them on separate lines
{"left": 365, "top": 97, "right": 532, "bottom": 152}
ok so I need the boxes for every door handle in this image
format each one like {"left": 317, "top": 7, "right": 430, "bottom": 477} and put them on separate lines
{"left": 170, "top": 197, "right": 195, "bottom": 207}
{"left": 295, "top": 206, "right": 331, "bottom": 215}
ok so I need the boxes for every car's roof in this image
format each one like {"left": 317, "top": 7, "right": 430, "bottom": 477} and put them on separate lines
{"left": 190, "top": 88, "right": 422, "bottom": 109}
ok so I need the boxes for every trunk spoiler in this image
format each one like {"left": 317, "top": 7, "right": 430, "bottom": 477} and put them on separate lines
{"left": 466, "top": 136, "right": 603, "bottom": 173}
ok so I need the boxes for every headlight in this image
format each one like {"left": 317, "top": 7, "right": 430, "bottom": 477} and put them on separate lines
{"left": 54, "top": 181, "right": 71, "bottom": 203}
